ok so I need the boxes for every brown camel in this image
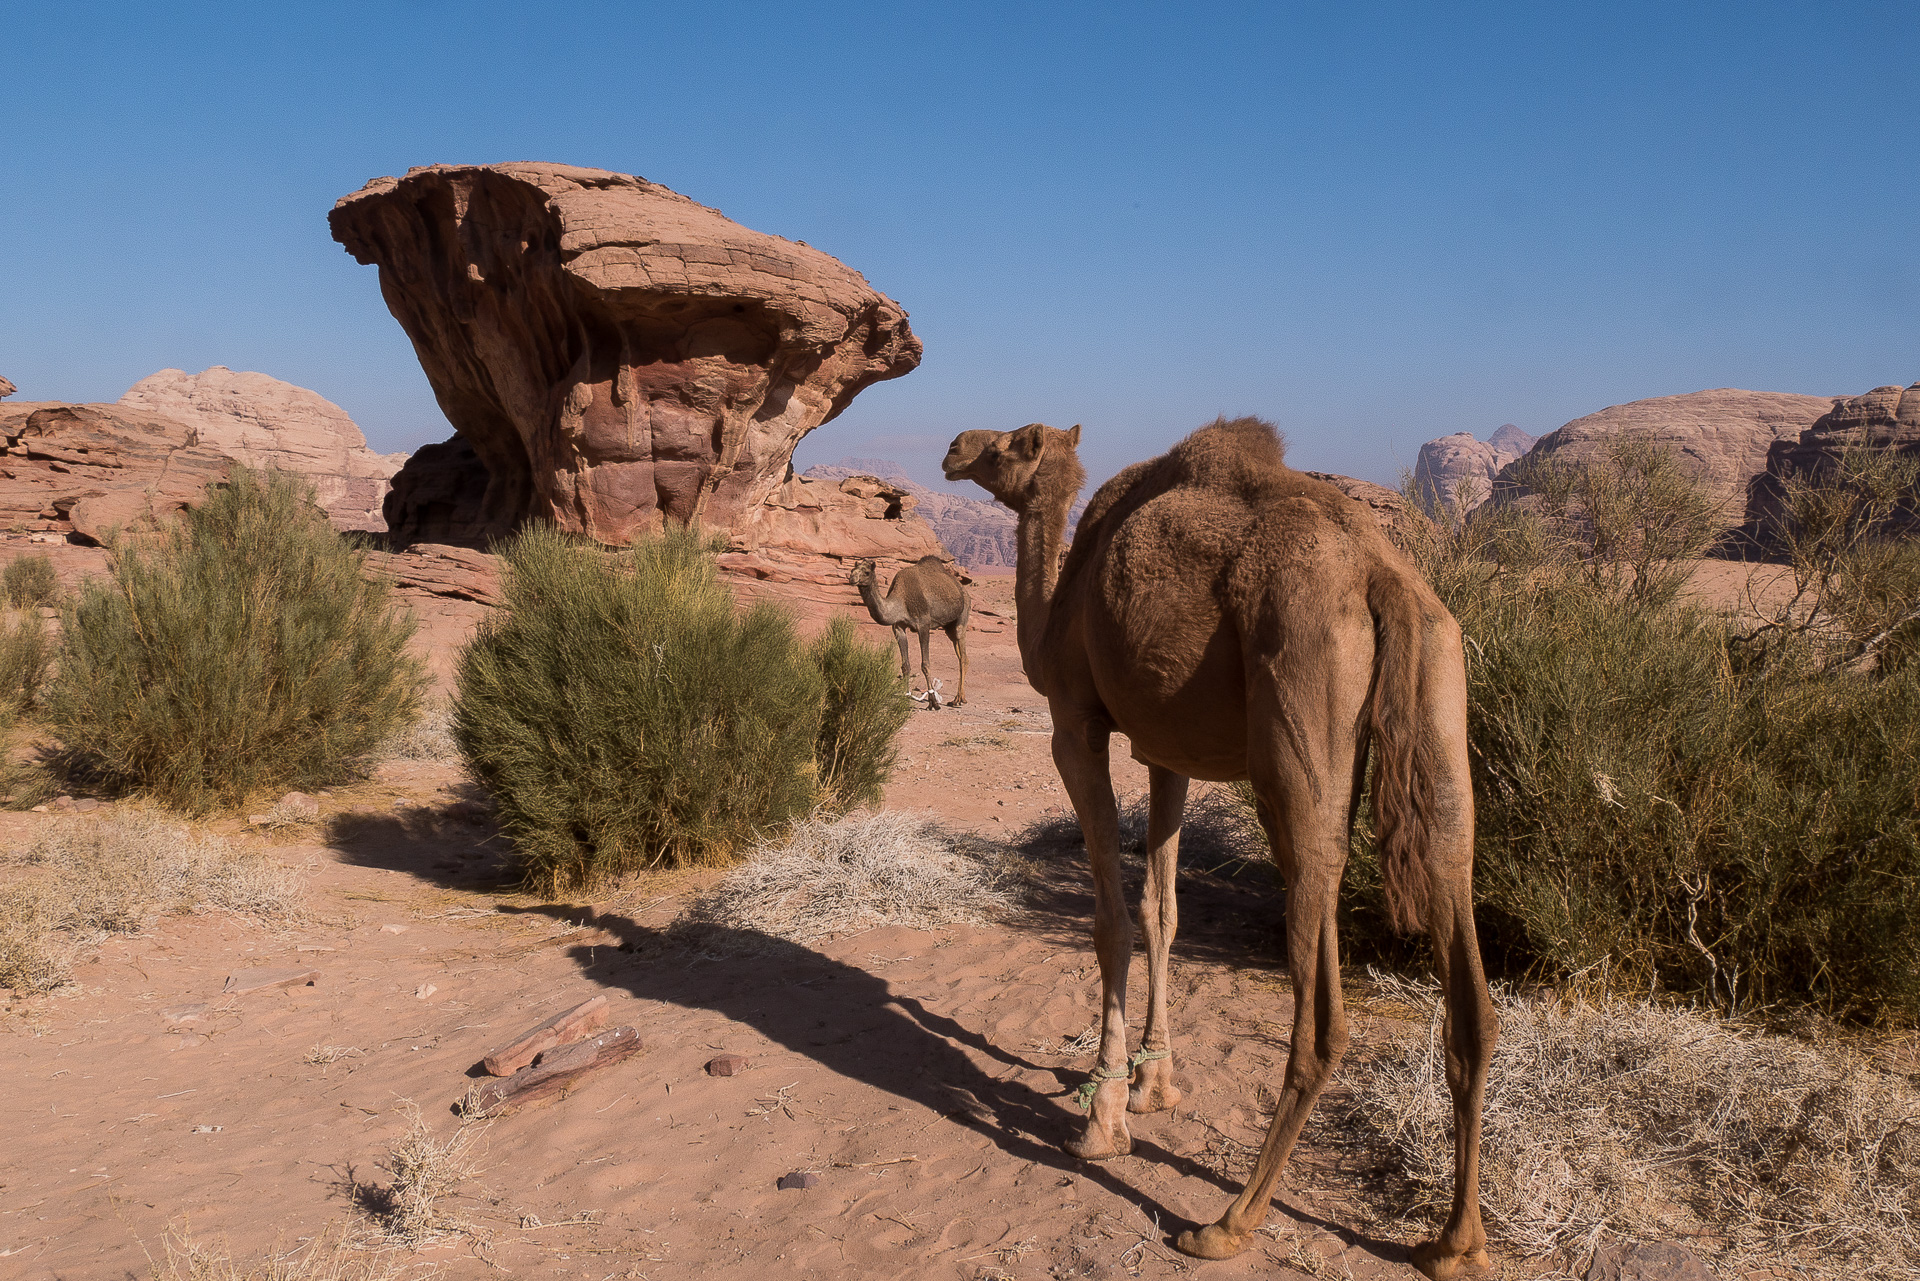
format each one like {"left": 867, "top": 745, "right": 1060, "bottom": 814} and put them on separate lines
{"left": 850, "top": 555, "right": 971, "bottom": 706}
{"left": 942, "top": 417, "right": 1497, "bottom": 1279}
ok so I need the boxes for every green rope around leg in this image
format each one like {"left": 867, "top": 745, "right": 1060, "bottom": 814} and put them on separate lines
{"left": 1075, "top": 1047, "right": 1173, "bottom": 1110}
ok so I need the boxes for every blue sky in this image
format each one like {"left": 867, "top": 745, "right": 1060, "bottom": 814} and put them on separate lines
{"left": 4, "top": 2, "right": 1915, "bottom": 492}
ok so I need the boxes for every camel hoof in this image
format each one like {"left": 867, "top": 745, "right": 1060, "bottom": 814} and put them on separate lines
{"left": 1128, "top": 1081, "right": 1183, "bottom": 1113}
{"left": 950, "top": 696, "right": 966, "bottom": 706}
{"left": 1063, "top": 1125, "right": 1131, "bottom": 1160}
{"left": 1409, "top": 1240, "right": 1490, "bottom": 1280}
{"left": 1173, "top": 1223, "right": 1249, "bottom": 1260}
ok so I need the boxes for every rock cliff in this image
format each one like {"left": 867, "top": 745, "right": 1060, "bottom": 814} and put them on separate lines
{"left": 1744, "top": 382, "right": 1920, "bottom": 540}
{"left": 1412, "top": 423, "right": 1536, "bottom": 511}
{"left": 329, "top": 163, "right": 924, "bottom": 550}
{"left": 1491, "top": 389, "right": 1833, "bottom": 530}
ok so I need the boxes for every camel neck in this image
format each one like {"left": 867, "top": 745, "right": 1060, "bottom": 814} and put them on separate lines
{"left": 856, "top": 576, "right": 903, "bottom": 627}
{"left": 1012, "top": 498, "right": 1069, "bottom": 691}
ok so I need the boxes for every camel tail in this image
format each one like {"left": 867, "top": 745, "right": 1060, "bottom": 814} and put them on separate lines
{"left": 1366, "top": 574, "right": 1440, "bottom": 935}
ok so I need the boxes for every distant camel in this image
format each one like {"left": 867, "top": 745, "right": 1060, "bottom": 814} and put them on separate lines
{"left": 850, "top": 556, "right": 971, "bottom": 706}
{"left": 942, "top": 417, "right": 1496, "bottom": 1280}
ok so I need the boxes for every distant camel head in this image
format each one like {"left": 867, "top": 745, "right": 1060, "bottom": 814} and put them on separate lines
{"left": 942, "top": 423, "right": 1083, "bottom": 509}
{"left": 848, "top": 557, "right": 877, "bottom": 587}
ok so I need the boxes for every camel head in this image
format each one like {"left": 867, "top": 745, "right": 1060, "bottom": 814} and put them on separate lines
{"left": 848, "top": 558, "right": 877, "bottom": 587}
{"left": 942, "top": 423, "right": 1084, "bottom": 510}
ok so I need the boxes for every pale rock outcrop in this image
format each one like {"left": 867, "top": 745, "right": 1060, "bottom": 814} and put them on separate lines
{"left": 1304, "top": 471, "right": 1426, "bottom": 551}
{"left": 329, "top": 163, "right": 923, "bottom": 548}
{"left": 0, "top": 376, "right": 15, "bottom": 400}
{"left": 1412, "top": 424, "right": 1535, "bottom": 511}
{"left": 118, "top": 367, "right": 407, "bottom": 531}
{"left": 804, "top": 458, "right": 1024, "bottom": 568}
{"left": 1744, "top": 382, "right": 1920, "bottom": 539}
{"left": 1493, "top": 389, "right": 1834, "bottom": 530}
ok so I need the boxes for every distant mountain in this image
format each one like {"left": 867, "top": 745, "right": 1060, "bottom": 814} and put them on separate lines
{"left": 803, "top": 457, "right": 1087, "bottom": 568}
{"left": 1412, "top": 423, "right": 1537, "bottom": 510}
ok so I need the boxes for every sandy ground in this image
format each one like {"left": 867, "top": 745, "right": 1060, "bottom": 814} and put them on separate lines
{"left": 0, "top": 551, "right": 1806, "bottom": 1280}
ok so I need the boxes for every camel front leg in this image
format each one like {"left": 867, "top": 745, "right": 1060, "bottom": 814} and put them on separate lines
{"left": 1131, "top": 764, "right": 1186, "bottom": 1113}
{"left": 946, "top": 622, "right": 968, "bottom": 706}
{"left": 1177, "top": 842, "right": 1349, "bottom": 1258}
{"left": 893, "top": 626, "right": 913, "bottom": 684}
{"left": 1051, "top": 717, "right": 1132, "bottom": 1159}
{"left": 919, "top": 625, "right": 934, "bottom": 699}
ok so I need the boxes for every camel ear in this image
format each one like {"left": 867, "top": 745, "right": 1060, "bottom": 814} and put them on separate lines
{"left": 1008, "top": 423, "right": 1046, "bottom": 459}
{"left": 1066, "top": 424, "right": 1082, "bottom": 448}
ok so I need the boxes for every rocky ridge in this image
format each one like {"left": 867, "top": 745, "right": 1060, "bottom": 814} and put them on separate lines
{"left": 1413, "top": 423, "right": 1536, "bottom": 511}
{"left": 1744, "top": 381, "right": 1920, "bottom": 540}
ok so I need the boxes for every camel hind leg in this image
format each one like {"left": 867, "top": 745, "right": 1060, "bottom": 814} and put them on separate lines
{"left": 945, "top": 620, "right": 968, "bottom": 706}
{"left": 1177, "top": 658, "right": 1361, "bottom": 1260}
{"left": 893, "top": 626, "right": 913, "bottom": 683}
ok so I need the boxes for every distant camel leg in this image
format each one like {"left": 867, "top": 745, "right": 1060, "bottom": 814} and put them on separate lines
{"left": 1176, "top": 685, "right": 1355, "bottom": 1259}
{"left": 892, "top": 627, "right": 913, "bottom": 683}
{"left": 945, "top": 621, "right": 968, "bottom": 705}
{"left": 1053, "top": 716, "right": 1133, "bottom": 1159}
{"left": 1131, "top": 764, "right": 1187, "bottom": 1113}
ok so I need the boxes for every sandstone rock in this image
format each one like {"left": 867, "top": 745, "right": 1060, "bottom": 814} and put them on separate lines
{"left": 1583, "top": 1240, "right": 1717, "bottom": 1281}
{"left": 483, "top": 995, "right": 611, "bottom": 1077}
{"left": 118, "top": 367, "right": 407, "bottom": 531}
{"left": 330, "top": 163, "right": 922, "bottom": 547}
{"left": 1413, "top": 424, "right": 1536, "bottom": 511}
{"left": 800, "top": 457, "right": 1087, "bottom": 570}
{"left": 739, "top": 469, "right": 950, "bottom": 566}
{"left": 776, "top": 1171, "right": 820, "bottom": 1190}
{"left": 1304, "top": 471, "right": 1427, "bottom": 551}
{"left": 362, "top": 541, "right": 502, "bottom": 606}
{"left": 705, "top": 1054, "right": 751, "bottom": 1077}
{"left": 0, "top": 402, "right": 234, "bottom": 543}
{"left": 379, "top": 435, "right": 493, "bottom": 545}
{"left": 0, "top": 376, "right": 14, "bottom": 399}
{"left": 1744, "top": 382, "right": 1920, "bottom": 540}
{"left": 1493, "top": 389, "right": 1834, "bottom": 530}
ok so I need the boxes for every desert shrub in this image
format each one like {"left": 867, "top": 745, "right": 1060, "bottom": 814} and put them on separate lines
{"left": 1338, "top": 973, "right": 1920, "bottom": 1279}
{"left": 1356, "top": 441, "right": 1920, "bottom": 1021}
{"left": 0, "top": 809, "right": 304, "bottom": 993}
{"left": 45, "top": 467, "right": 426, "bottom": 814}
{"left": 2, "top": 552, "right": 57, "bottom": 607}
{"left": 0, "top": 605, "right": 50, "bottom": 721}
{"left": 453, "top": 525, "right": 909, "bottom": 893}
{"left": 809, "top": 613, "right": 911, "bottom": 809}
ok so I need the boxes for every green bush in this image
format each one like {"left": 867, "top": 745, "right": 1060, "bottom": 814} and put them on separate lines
{"left": 452, "top": 525, "right": 909, "bottom": 894}
{"left": 809, "top": 613, "right": 911, "bottom": 809}
{"left": 46, "top": 467, "right": 426, "bottom": 814}
{"left": 0, "top": 606, "right": 50, "bottom": 722}
{"left": 2, "top": 553, "right": 58, "bottom": 608}
{"left": 1336, "top": 439, "right": 1920, "bottom": 1022}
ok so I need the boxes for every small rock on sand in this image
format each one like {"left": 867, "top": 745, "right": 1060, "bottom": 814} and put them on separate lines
{"left": 776, "top": 1171, "right": 820, "bottom": 1190}
{"left": 705, "top": 1054, "right": 750, "bottom": 1077}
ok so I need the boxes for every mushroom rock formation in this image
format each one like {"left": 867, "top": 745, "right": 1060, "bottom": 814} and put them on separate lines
{"left": 118, "top": 366, "right": 408, "bottom": 531}
{"left": 1492, "top": 389, "right": 1834, "bottom": 530}
{"left": 328, "top": 163, "right": 925, "bottom": 549}
{"left": 1744, "top": 382, "right": 1920, "bottom": 540}
{"left": 0, "top": 376, "right": 15, "bottom": 400}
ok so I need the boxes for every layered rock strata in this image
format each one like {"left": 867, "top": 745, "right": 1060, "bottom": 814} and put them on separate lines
{"left": 1492, "top": 389, "right": 1834, "bottom": 530}
{"left": 1744, "top": 382, "right": 1920, "bottom": 540}
{"left": 119, "top": 367, "right": 407, "bottom": 531}
{"left": 0, "top": 402, "right": 235, "bottom": 544}
{"left": 328, "top": 163, "right": 924, "bottom": 549}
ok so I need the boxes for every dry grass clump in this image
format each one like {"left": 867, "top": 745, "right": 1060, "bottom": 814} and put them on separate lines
{"left": 1336, "top": 973, "right": 1920, "bottom": 1278}
{"left": 359, "top": 1101, "right": 485, "bottom": 1246}
{"left": 378, "top": 705, "right": 458, "bottom": 764}
{"left": 146, "top": 1219, "right": 412, "bottom": 1281}
{"left": 0, "top": 809, "right": 305, "bottom": 993}
{"left": 680, "top": 810, "right": 1023, "bottom": 945}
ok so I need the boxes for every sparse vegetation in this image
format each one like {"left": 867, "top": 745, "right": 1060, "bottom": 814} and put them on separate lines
{"left": 679, "top": 810, "right": 1023, "bottom": 945}
{"left": 1335, "top": 437, "right": 1920, "bottom": 1022}
{"left": 0, "top": 809, "right": 305, "bottom": 993}
{"left": 46, "top": 467, "right": 427, "bottom": 815}
{"left": 377, "top": 703, "right": 458, "bottom": 763}
{"left": 452, "top": 525, "right": 908, "bottom": 893}
{"left": 1338, "top": 973, "right": 1920, "bottom": 1279}
{"left": 146, "top": 1219, "right": 411, "bottom": 1281}
{"left": 2, "top": 552, "right": 58, "bottom": 608}
{"left": 359, "top": 1101, "right": 485, "bottom": 1245}
{"left": 0, "top": 603, "right": 50, "bottom": 723}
